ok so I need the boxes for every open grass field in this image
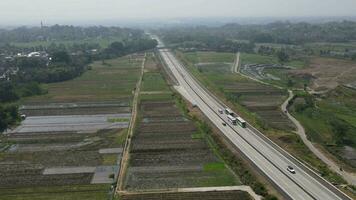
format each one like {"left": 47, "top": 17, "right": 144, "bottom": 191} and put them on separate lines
{"left": 141, "top": 72, "right": 170, "bottom": 92}
{"left": 23, "top": 55, "right": 144, "bottom": 104}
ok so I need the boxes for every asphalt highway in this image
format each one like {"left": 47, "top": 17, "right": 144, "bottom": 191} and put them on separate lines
{"left": 154, "top": 36, "right": 351, "bottom": 200}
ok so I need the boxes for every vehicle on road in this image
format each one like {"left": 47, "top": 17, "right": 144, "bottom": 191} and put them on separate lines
{"left": 222, "top": 122, "right": 227, "bottom": 126}
{"left": 227, "top": 115, "right": 237, "bottom": 125}
{"left": 225, "top": 108, "right": 234, "bottom": 116}
{"left": 287, "top": 166, "right": 296, "bottom": 174}
{"left": 218, "top": 109, "right": 223, "bottom": 114}
{"left": 236, "top": 117, "right": 247, "bottom": 128}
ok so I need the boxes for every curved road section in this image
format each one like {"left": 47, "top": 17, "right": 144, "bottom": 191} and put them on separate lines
{"left": 154, "top": 37, "right": 351, "bottom": 200}
{"left": 282, "top": 90, "right": 356, "bottom": 185}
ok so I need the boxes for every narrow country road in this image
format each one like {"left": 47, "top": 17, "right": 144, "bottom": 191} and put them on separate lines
{"left": 232, "top": 52, "right": 240, "bottom": 73}
{"left": 117, "top": 53, "right": 146, "bottom": 191}
{"left": 282, "top": 90, "right": 356, "bottom": 185}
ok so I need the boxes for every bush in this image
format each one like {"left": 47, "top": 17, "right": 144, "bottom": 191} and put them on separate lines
{"left": 0, "top": 104, "right": 20, "bottom": 132}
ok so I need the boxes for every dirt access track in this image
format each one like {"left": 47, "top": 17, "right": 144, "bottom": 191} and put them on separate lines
{"left": 291, "top": 57, "right": 356, "bottom": 92}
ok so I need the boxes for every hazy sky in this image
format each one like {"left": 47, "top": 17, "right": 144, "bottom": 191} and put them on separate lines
{"left": 1, "top": 0, "right": 356, "bottom": 25}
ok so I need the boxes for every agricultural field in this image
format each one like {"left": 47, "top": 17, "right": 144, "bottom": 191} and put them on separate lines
{"left": 123, "top": 54, "right": 240, "bottom": 192}
{"left": 177, "top": 51, "right": 294, "bottom": 131}
{"left": 0, "top": 54, "right": 145, "bottom": 199}
{"left": 121, "top": 190, "right": 252, "bottom": 200}
{"left": 23, "top": 55, "right": 144, "bottom": 104}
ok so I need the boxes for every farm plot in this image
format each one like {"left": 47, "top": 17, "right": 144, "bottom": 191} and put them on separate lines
{"left": 0, "top": 55, "right": 144, "bottom": 199}
{"left": 23, "top": 55, "right": 144, "bottom": 104}
{"left": 0, "top": 128, "right": 126, "bottom": 188}
{"left": 20, "top": 102, "right": 130, "bottom": 116}
{"left": 124, "top": 99, "right": 239, "bottom": 191}
{"left": 121, "top": 190, "right": 252, "bottom": 200}
{"left": 8, "top": 114, "right": 130, "bottom": 134}
{"left": 181, "top": 51, "right": 294, "bottom": 131}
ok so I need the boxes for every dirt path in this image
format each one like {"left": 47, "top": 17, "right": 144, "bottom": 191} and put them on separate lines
{"left": 117, "top": 53, "right": 146, "bottom": 191}
{"left": 232, "top": 52, "right": 240, "bottom": 73}
{"left": 282, "top": 90, "right": 356, "bottom": 185}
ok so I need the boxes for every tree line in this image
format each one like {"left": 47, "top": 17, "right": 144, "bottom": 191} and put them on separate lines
{"left": 158, "top": 20, "right": 356, "bottom": 46}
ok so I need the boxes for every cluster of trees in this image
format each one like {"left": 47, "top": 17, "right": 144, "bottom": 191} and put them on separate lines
{"left": 0, "top": 104, "right": 19, "bottom": 133}
{"left": 159, "top": 20, "right": 356, "bottom": 46}
{"left": 159, "top": 30, "right": 255, "bottom": 53}
{"left": 0, "top": 25, "right": 143, "bottom": 43}
{"left": 102, "top": 39, "right": 157, "bottom": 58}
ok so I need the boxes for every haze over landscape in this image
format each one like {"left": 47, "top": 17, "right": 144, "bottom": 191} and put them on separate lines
{"left": 0, "top": 0, "right": 356, "bottom": 25}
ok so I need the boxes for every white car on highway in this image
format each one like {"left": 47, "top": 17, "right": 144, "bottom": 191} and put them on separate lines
{"left": 287, "top": 166, "right": 296, "bottom": 174}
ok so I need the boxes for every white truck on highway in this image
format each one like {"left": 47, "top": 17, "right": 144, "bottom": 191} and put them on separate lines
{"left": 225, "top": 108, "right": 234, "bottom": 116}
{"left": 227, "top": 115, "right": 237, "bottom": 125}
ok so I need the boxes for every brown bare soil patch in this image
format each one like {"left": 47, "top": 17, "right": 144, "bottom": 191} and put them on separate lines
{"left": 291, "top": 57, "right": 356, "bottom": 91}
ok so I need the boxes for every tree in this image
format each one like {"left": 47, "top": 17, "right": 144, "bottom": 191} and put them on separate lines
{"left": 351, "top": 53, "right": 356, "bottom": 61}
{"left": 277, "top": 50, "right": 289, "bottom": 63}
{"left": 0, "top": 81, "right": 19, "bottom": 102}
{"left": 51, "top": 51, "right": 70, "bottom": 63}
{"left": 330, "top": 119, "right": 349, "bottom": 145}
{"left": 287, "top": 79, "right": 294, "bottom": 87}
{"left": 0, "top": 104, "right": 20, "bottom": 132}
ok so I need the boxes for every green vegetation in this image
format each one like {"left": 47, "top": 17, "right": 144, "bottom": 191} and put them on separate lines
{"left": 142, "top": 72, "right": 170, "bottom": 92}
{"left": 203, "top": 162, "right": 226, "bottom": 171}
{"left": 102, "top": 154, "right": 119, "bottom": 165}
{"left": 240, "top": 53, "right": 278, "bottom": 64}
{"left": 108, "top": 118, "right": 130, "bottom": 123}
{"left": 24, "top": 56, "right": 143, "bottom": 103}
{"left": 0, "top": 104, "right": 20, "bottom": 132}
{"left": 184, "top": 51, "right": 235, "bottom": 64}
{"left": 159, "top": 21, "right": 356, "bottom": 46}
{"left": 290, "top": 86, "right": 356, "bottom": 170}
